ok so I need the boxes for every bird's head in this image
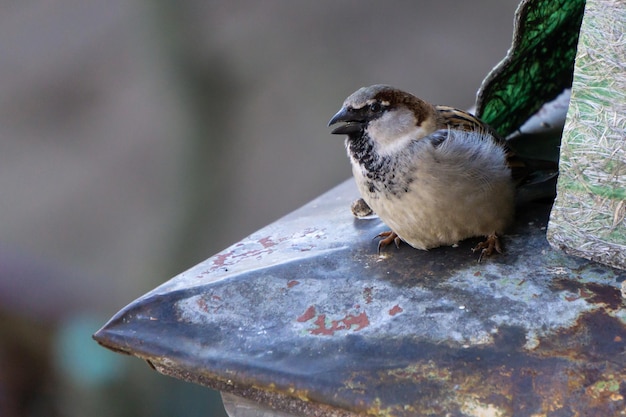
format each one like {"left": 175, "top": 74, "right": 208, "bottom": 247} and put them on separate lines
{"left": 328, "top": 85, "right": 438, "bottom": 155}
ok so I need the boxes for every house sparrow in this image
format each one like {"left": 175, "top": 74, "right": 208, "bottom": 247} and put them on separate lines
{"left": 328, "top": 85, "right": 524, "bottom": 260}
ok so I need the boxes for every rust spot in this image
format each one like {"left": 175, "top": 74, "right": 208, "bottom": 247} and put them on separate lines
{"left": 474, "top": 271, "right": 482, "bottom": 277}
{"left": 297, "top": 306, "right": 316, "bottom": 322}
{"left": 363, "top": 287, "right": 373, "bottom": 304}
{"left": 389, "top": 305, "right": 403, "bottom": 316}
{"left": 550, "top": 278, "right": 623, "bottom": 309}
{"left": 535, "top": 311, "right": 626, "bottom": 362}
{"left": 585, "top": 374, "right": 623, "bottom": 402}
{"left": 585, "top": 282, "right": 623, "bottom": 309}
{"left": 287, "top": 280, "right": 300, "bottom": 288}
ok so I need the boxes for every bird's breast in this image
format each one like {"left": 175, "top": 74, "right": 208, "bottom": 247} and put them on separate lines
{"left": 349, "top": 130, "right": 515, "bottom": 249}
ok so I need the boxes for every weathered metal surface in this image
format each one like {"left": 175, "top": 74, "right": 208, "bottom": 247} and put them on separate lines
{"left": 221, "top": 392, "right": 300, "bottom": 417}
{"left": 94, "top": 179, "right": 626, "bottom": 417}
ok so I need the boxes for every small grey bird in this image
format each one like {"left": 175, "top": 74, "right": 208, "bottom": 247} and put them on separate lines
{"left": 328, "top": 84, "right": 528, "bottom": 259}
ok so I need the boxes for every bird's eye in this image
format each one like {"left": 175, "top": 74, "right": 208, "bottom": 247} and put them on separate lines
{"left": 369, "top": 102, "right": 382, "bottom": 113}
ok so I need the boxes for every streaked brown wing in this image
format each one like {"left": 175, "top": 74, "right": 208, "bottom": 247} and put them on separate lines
{"left": 435, "top": 105, "right": 502, "bottom": 138}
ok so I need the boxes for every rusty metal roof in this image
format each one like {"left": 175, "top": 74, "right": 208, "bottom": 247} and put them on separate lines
{"left": 94, "top": 179, "right": 626, "bottom": 417}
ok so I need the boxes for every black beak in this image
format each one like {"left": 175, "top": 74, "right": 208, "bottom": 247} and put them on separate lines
{"left": 328, "top": 107, "right": 364, "bottom": 135}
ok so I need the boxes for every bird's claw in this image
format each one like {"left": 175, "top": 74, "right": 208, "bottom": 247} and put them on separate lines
{"left": 375, "top": 231, "right": 402, "bottom": 253}
{"left": 472, "top": 234, "right": 503, "bottom": 263}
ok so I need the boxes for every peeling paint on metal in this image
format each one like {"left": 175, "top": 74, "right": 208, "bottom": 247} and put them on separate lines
{"left": 95, "top": 180, "right": 626, "bottom": 417}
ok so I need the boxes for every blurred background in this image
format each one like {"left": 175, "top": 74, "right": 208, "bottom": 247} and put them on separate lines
{"left": 0, "top": 1, "right": 519, "bottom": 416}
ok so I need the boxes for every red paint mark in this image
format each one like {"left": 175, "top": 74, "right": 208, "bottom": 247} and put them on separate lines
{"left": 259, "top": 236, "right": 277, "bottom": 249}
{"left": 203, "top": 235, "right": 290, "bottom": 274}
{"left": 297, "top": 305, "right": 316, "bottom": 322}
{"left": 341, "top": 312, "right": 369, "bottom": 331}
{"left": 196, "top": 294, "right": 224, "bottom": 313}
{"left": 311, "top": 314, "right": 335, "bottom": 335}
{"left": 307, "top": 311, "right": 370, "bottom": 336}
{"left": 196, "top": 297, "right": 208, "bottom": 312}
{"left": 301, "top": 227, "right": 325, "bottom": 239}
{"left": 389, "top": 304, "right": 403, "bottom": 316}
{"left": 211, "top": 250, "right": 235, "bottom": 269}
{"left": 363, "top": 287, "right": 373, "bottom": 304}
{"left": 287, "top": 280, "right": 300, "bottom": 288}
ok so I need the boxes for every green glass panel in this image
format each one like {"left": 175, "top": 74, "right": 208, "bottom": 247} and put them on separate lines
{"left": 476, "top": 0, "right": 585, "bottom": 137}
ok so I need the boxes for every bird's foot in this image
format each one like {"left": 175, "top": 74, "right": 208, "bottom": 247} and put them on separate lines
{"left": 375, "top": 231, "right": 402, "bottom": 253}
{"left": 472, "top": 234, "right": 502, "bottom": 263}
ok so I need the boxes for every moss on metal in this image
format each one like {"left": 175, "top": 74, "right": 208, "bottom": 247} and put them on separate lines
{"left": 548, "top": 0, "right": 626, "bottom": 270}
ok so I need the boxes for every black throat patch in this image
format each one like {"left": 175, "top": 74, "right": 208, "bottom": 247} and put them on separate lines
{"left": 347, "top": 132, "right": 413, "bottom": 197}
